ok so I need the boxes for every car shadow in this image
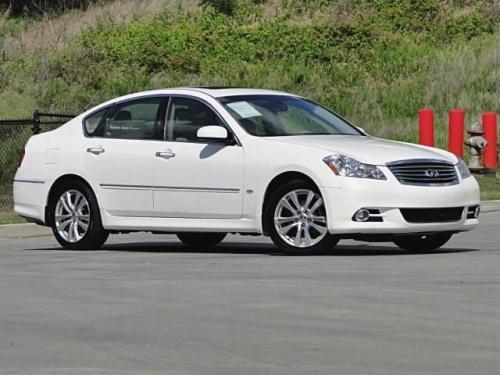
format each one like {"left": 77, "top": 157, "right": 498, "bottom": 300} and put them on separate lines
{"left": 26, "top": 241, "right": 479, "bottom": 256}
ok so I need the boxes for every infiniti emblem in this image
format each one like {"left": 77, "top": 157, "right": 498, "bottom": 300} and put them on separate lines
{"left": 425, "top": 169, "right": 440, "bottom": 178}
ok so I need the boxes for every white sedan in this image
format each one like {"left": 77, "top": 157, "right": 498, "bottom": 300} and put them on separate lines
{"left": 14, "top": 87, "right": 480, "bottom": 255}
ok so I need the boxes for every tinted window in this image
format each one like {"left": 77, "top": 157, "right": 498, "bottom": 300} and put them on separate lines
{"left": 218, "top": 95, "right": 362, "bottom": 137}
{"left": 103, "top": 98, "right": 163, "bottom": 140}
{"left": 84, "top": 108, "right": 107, "bottom": 135}
{"left": 166, "top": 97, "right": 224, "bottom": 142}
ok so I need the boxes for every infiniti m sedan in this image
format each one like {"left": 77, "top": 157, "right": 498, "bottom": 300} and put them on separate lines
{"left": 14, "top": 88, "right": 480, "bottom": 254}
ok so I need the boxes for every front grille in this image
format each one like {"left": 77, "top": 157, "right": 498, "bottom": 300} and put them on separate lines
{"left": 400, "top": 207, "right": 464, "bottom": 223}
{"left": 387, "top": 159, "right": 458, "bottom": 186}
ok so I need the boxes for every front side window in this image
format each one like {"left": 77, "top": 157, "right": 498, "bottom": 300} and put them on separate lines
{"left": 218, "top": 95, "right": 362, "bottom": 137}
{"left": 102, "top": 98, "right": 163, "bottom": 140}
{"left": 166, "top": 97, "right": 224, "bottom": 142}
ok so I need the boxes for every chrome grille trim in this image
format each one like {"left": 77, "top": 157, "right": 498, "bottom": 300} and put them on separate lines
{"left": 387, "top": 159, "right": 459, "bottom": 186}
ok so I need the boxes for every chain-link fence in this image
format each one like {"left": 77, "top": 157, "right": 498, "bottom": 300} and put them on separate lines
{"left": 0, "top": 111, "right": 75, "bottom": 212}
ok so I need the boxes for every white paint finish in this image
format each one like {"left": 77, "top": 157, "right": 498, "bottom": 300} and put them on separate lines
{"left": 13, "top": 87, "right": 480, "bottom": 238}
{"left": 83, "top": 138, "right": 160, "bottom": 216}
{"left": 153, "top": 142, "right": 244, "bottom": 219}
{"left": 100, "top": 211, "right": 257, "bottom": 232}
{"left": 267, "top": 135, "right": 458, "bottom": 165}
{"left": 13, "top": 180, "right": 47, "bottom": 220}
{"left": 196, "top": 125, "right": 228, "bottom": 140}
{"left": 189, "top": 87, "right": 294, "bottom": 98}
{"left": 44, "top": 148, "right": 59, "bottom": 164}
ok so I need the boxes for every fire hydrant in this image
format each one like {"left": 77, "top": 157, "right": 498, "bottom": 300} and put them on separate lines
{"left": 464, "top": 122, "right": 488, "bottom": 172}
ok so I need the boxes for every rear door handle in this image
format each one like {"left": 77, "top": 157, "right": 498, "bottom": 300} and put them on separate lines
{"left": 156, "top": 151, "right": 176, "bottom": 159}
{"left": 87, "top": 147, "right": 105, "bottom": 155}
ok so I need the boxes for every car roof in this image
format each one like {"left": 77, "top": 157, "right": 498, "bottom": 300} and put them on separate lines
{"left": 108, "top": 87, "right": 295, "bottom": 99}
{"left": 183, "top": 87, "right": 295, "bottom": 98}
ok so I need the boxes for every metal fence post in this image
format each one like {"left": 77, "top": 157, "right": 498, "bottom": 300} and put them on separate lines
{"left": 32, "top": 110, "right": 40, "bottom": 134}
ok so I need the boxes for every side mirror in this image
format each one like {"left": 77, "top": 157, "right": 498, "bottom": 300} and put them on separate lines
{"left": 197, "top": 126, "right": 229, "bottom": 141}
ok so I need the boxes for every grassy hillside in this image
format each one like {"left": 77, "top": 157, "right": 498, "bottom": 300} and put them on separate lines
{"left": 0, "top": 0, "right": 498, "bottom": 206}
{"left": 0, "top": 0, "right": 498, "bottom": 138}
{"left": 0, "top": 0, "right": 498, "bottom": 140}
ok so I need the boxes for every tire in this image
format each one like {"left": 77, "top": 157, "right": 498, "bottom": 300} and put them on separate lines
{"left": 266, "top": 179, "right": 339, "bottom": 255}
{"left": 177, "top": 232, "right": 226, "bottom": 249}
{"left": 48, "top": 180, "right": 109, "bottom": 250}
{"left": 393, "top": 232, "right": 453, "bottom": 252}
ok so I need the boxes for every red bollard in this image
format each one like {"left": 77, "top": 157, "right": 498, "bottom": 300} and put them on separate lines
{"left": 448, "top": 109, "right": 465, "bottom": 158}
{"left": 482, "top": 112, "right": 497, "bottom": 176}
{"left": 419, "top": 108, "right": 434, "bottom": 147}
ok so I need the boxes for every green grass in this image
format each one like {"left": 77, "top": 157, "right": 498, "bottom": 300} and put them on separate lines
{"left": 0, "top": 212, "right": 25, "bottom": 225}
{"left": 476, "top": 175, "right": 500, "bottom": 201}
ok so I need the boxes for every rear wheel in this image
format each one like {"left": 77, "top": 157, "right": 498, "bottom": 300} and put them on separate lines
{"left": 266, "top": 180, "right": 338, "bottom": 255}
{"left": 393, "top": 232, "right": 453, "bottom": 252}
{"left": 49, "top": 180, "right": 109, "bottom": 250}
{"left": 177, "top": 233, "right": 226, "bottom": 249}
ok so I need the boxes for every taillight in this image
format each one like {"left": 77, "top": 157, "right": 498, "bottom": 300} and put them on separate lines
{"left": 17, "top": 149, "right": 25, "bottom": 167}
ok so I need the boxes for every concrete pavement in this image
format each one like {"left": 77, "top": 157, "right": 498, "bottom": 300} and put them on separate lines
{"left": 0, "top": 213, "right": 499, "bottom": 374}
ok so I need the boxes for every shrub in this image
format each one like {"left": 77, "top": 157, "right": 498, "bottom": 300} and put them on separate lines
{"left": 199, "top": 0, "right": 237, "bottom": 15}
{"left": 0, "top": 0, "right": 110, "bottom": 18}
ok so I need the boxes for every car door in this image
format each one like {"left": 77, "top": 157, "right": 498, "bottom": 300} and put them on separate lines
{"left": 153, "top": 96, "right": 244, "bottom": 219}
{"left": 83, "top": 96, "right": 167, "bottom": 217}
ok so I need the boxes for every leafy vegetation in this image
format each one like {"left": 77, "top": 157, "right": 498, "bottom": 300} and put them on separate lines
{"left": 0, "top": 0, "right": 497, "bottom": 140}
{"left": 0, "top": 211, "right": 25, "bottom": 224}
{"left": 0, "top": 0, "right": 109, "bottom": 18}
{"left": 475, "top": 175, "right": 500, "bottom": 200}
{"left": 199, "top": 0, "right": 238, "bottom": 15}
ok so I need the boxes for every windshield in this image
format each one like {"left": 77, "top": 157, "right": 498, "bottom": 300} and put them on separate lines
{"left": 218, "top": 95, "right": 363, "bottom": 137}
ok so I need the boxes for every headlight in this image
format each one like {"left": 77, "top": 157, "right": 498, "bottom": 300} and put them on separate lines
{"left": 456, "top": 159, "right": 471, "bottom": 179}
{"left": 323, "top": 154, "right": 386, "bottom": 180}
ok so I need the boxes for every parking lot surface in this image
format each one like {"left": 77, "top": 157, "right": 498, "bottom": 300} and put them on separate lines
{"left": 0, "top": 213, "right": 499, "bottom": 375}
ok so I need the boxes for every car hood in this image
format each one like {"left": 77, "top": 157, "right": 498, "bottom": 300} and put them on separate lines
{"left": 266, "top": 135, "right": 458, "bottom": 165}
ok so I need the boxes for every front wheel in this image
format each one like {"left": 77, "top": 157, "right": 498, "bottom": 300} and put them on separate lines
{"left": 266, "top": 180, "right": 339, "bottom": 255}
{"left": 393, "top": 232, "right": 453, "bottom": 252}
{"left": 177, "top": 233, "right": 226, "bottom": 249}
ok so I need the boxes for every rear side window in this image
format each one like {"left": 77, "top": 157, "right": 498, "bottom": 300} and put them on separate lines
{"left": 103, "top": 98, "right": 163, "bottom": 140}
{"left": 84, "top": 108, "right": 107, "bottom": 135}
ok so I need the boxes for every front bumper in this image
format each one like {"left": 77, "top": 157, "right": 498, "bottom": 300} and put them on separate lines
{"left": 322, "top": 174, "right": 480, "bottom": 235}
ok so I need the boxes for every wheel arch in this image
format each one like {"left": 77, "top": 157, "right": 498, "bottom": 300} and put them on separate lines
{"left": 261, "top": 171, "right": 322, "bottom": 236}
{"left": 44, "top": 174, "right": 96, "bottom": 224}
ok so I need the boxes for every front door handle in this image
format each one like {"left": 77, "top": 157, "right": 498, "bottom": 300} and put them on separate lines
{"left": 156, "top": 151, "right": 176, "bottom": 159}
{"left": 87, "top": 147, "right": 105, "bottom": 155}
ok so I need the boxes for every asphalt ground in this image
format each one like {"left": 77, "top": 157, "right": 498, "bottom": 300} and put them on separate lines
{"left": 0, "top": 213, "right": 499, "bottom": 374}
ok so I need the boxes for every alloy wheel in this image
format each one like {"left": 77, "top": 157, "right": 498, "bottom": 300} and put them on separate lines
{"left": 273, "top": 189, "right": 328, "bottom": 248}
{"left": 55, "top": 190, "right": 90, "bottom": 243}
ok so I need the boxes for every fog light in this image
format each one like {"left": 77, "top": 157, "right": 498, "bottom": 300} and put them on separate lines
{"left": 466, "top": 205, "right": 480, "bottom": 220}
{"left": 474, "top": 206, "right": 480, "bottom": 218}
{"left": 353, "top": 208, "right": 371, "bottom": 222}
